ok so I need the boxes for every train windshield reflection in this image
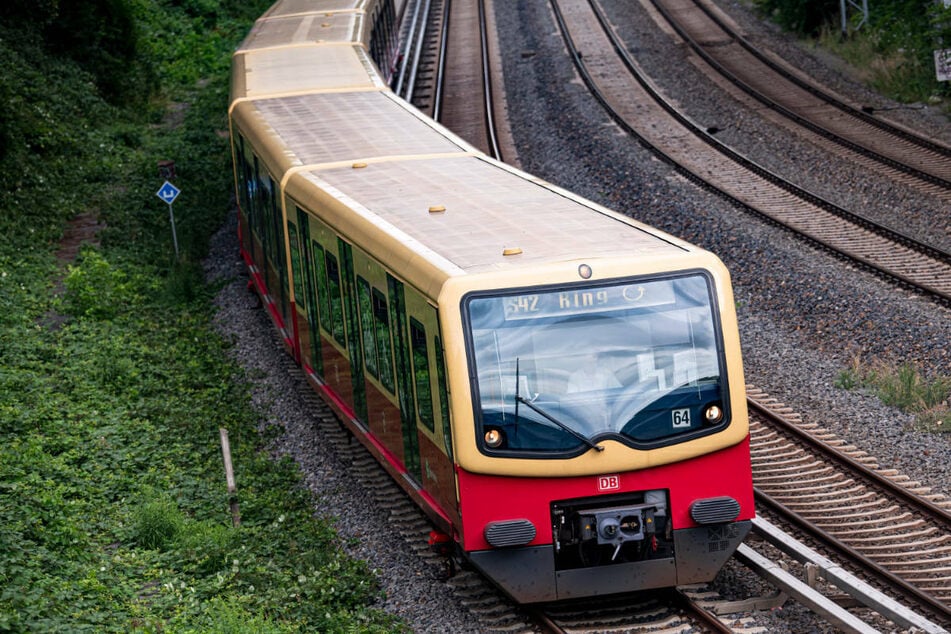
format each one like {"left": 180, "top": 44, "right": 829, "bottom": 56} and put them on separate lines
{"left": 466, "top": 274, "right": 727, "bottom": 452}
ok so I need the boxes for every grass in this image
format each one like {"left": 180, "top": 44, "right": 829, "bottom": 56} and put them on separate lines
{"left": 751, "top": 0, "right": 951, "bottom": 110}
{"left": 835, "top": 357, "right": 951, "bottom": 432}
{"left": 0, "top": 1, "right": 407, "bottom": 632}
{"left": 815, "top": 26, "right": 943, "bottom": 106}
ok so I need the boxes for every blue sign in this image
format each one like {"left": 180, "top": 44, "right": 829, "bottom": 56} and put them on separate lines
{"left": 156, "top": 180, "right": 181, "bottom": 205}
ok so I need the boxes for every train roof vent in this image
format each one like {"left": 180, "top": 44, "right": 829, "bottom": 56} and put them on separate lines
{"left": 690, "top": 497, "right": 740, "bottom": 525}
{"left": 484, "top": 519, "right": 536, "bottom": 548}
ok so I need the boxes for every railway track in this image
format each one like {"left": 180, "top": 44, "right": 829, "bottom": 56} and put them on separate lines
{"left": 532, "top": 588, "right": 742, "bottom": 633}
{"left": 748, "top": 387, "right": 951, "bottom": 627}
{"left": 549, "top": 0, "right": 951, "bottom": 304}
{"left": 648, "top": 0, "right": 951, "bottom": 195}
{"left": 397, "top": 0, "right": 503, "bottom": 159}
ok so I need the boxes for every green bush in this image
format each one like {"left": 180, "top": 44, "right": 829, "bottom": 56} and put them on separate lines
{"left": 132, "top": 497, "right": 186, "bottom": 550}
{"left": 0, "top": 0, "right": 406, "bottom": 630}
{"left": 755, "top": 0, "right": 951, "bottom": 104}
{"left": 62, "top": 248, "right": 144, "bottom": 319}
{"left": 755, "top": 0, "right": 839, "bottom": 35}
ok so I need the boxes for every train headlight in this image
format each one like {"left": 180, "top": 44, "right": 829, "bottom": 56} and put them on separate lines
{"left": 703, "top": 404, "right": 723, "bottom": 424}
{"left": 484, "top": 428, "right": 504, "bottom": 448}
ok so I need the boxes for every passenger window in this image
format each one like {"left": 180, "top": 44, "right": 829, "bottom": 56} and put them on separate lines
{"left": 410, "top": 319, "right": 434, "bottom": 431}
{"left": 357, "top": 278, "right": 377, "bottom": 377}
{"left": 435, "top": 337, "right": 451, "bottom": 457}
{"left": 325, "top": 253, "right": 346, "bottom": 346}
{"left": 288, "top": 222, "right": 303, "bottom": 301}
{"left": 312, "top": 241, "right": 331, "bottom": 335}
{"left": 373, "top": 289, "right": 394, "bottom": 392}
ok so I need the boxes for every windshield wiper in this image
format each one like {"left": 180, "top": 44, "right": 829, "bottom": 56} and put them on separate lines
{"left": 515, "top": 396, "right": 603, "bottom": 452}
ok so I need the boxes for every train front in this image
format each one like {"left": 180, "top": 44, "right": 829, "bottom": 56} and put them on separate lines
{"left": 443, "top": 262, "right": 754, "bottom": 603}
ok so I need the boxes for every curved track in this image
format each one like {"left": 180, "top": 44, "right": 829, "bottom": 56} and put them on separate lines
{"left": 549, "top": 0, "right": 951, "bottom": 304}
{"left": 649, "top": 0, "right": 951, "bottom": 193}
{"left": 748, "top": 388, "right": 951, "bottom": 626}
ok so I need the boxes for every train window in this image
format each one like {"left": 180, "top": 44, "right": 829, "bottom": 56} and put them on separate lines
{"left": 260, "top": 175, "right": 273, "bottom": 261}
{"left": 435, "top": 336, "right": 452, "bottom": 458}
{"left": 252, "top": 156, "right": 263, "bottom": 240}
{"left": 325, "top": 252, "right": 346, "bottom": 346}
{"left": 235, "top": 136, "right": 249, "bottom": 212}
{"left": 357, "top": 278, "right": 378, "bottom": 378}
{"left": 410, "top": 319, "right": 435, "bottom": 432}
{"left": 373, "top": 289, "right": 395, "bottom": 392}
{"left": 311, "top": 241, "right": 330, "bottom": 334}
{"left": 465, "top": 273, "right": 727, "bottom": 453}
{"left": 288, "top": 222, "right": 304, "bottom": 302}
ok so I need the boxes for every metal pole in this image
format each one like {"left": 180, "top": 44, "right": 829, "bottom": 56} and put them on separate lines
{"left": 167, "top": 203, "right": 179, "bottom": 258}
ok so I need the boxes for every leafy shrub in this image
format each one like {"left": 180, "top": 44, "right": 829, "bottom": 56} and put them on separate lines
{"left": 178, "top": 520, "right": 238, "bottom": 574}
{"left": 174, "top": 597, "right": 294, "bottom": 634}
{"left": 0, "top": 0, "right": 402, "bottom": 630}
{"left": 62, "top": 248, "right": 142, "bottom": 319}
{"left": 756, "top": 0, "right": 951, "bottom": 103}
{"left": 132, "top": 496, "right": 185, "bottom": 550}
{"left": 46, "top": 0, "right": 154, "bottom": 106}
{"left": 755, "top": 0, "right": 839, "bottom": 36}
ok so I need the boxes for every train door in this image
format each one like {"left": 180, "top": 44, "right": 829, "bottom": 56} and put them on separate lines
{"left": 264, "top": 177, "right": 291, "bottom": 331}
{"left": 308, "top": 221, "right": 354, "bottom": 408}
{"left": 250, "top": 155, "right": 263, "bottom": 267}
{"left": 388, "top": 274, "right": 422, "bottom": 482}
{"left": 287, "top": 207, "right": 323, "bottom": 367}
{"left": 403, "top": 293, "right": 458, "bottom": 523}
{"left": 353, "top": 253, "right": 405, "bottom": 466}
{"left": 233, "top": 133, "right": 254, "bottom": 259}
{"left": 339, "top": 239, "right": 367, "bottom": 422}
{"left": 297, "top": 209, "right": 322, "bottom": 374}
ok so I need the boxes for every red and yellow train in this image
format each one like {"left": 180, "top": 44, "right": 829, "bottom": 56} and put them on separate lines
{"left": 229, "top": 0, "right": 754, "bottom": 602}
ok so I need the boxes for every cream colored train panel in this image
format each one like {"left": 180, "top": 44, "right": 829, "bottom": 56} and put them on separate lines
{"left": 231, "top": 45, "right": 384, "bottom": 102}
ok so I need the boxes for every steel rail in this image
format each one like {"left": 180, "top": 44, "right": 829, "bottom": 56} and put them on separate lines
{"left": 584, "top": 0, "right": 951, "bottom": 269}
{"left": 477, "top": 0, "right": 502, "bottom": 160}
{"left": 431, "top": 0, "right": 451, "bottom": 122}
{"left": 755, "top": 490, "right": 951, "bottom": 625}
{"left": 686, "top": 0, "right": 951, "bottom": 157}
{"left": 749, "top": 395, "right": 951, "bottom": 529}
{"left": 548, "top": 0, "right": 951, "bottom": 305}
{"left": 668, "top": 588, "right": 735, "bottom": 632}
{"left": 646, "top": 0, "right": 951, "bottom": 190}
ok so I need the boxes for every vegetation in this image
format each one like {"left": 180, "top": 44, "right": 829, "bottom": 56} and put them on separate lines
{"left": 0, "top": 1, "right": 404, "bottom": 631}
{"left": 752, "top": 0, "right": 951, "bottom": 105}
{"left": 836, "top": 358, "right": 951, "bottom": 432}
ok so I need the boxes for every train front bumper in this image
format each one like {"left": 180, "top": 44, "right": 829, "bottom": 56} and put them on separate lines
{"left": 467, "top": 520, "right": 752, "bottom": 603}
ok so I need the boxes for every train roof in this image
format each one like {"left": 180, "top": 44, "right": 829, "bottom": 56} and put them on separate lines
{"left": 231, "top": 0, "right": 698, "bottom": 296}
{"left": 230, "top": 45, "right": 384, "bottom": 101}
{"left": 259, "top": 0, "right": 367, "bottom": 20}
{"left": 297, "top": 156, "right": 683, "bottom": 274}
{"left": 231, "top": 86, "right": 688, "bottom": 271}
{"left": 236, "top": 91, "right": 469, "bottom": 168}
{"left": 230, "top": 0, "right": 381, "bottom": 102}
{"left": 236, "top": 11, "right": 364, "bottom": 52}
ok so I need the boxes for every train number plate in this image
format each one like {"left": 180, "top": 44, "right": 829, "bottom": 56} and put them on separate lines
{"left": 672, "top": 408, "right": 691, "bottom": 428}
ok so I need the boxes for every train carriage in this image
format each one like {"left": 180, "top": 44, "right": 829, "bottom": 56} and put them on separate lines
{"left": 229, "top": 0, "right": 754, "bottom": 603}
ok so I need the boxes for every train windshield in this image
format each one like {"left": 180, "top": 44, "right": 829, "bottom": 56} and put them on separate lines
{"left": 466, "top": 273, "right": 728, "bottom": 454}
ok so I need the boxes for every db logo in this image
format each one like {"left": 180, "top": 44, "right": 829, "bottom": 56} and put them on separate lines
{"left": 597, "top": 475, "right": 620, "bottom": 491}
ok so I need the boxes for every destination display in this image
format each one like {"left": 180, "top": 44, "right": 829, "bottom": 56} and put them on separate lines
{"left": 503, "top": 281, "right": 677, "bottom": 321}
